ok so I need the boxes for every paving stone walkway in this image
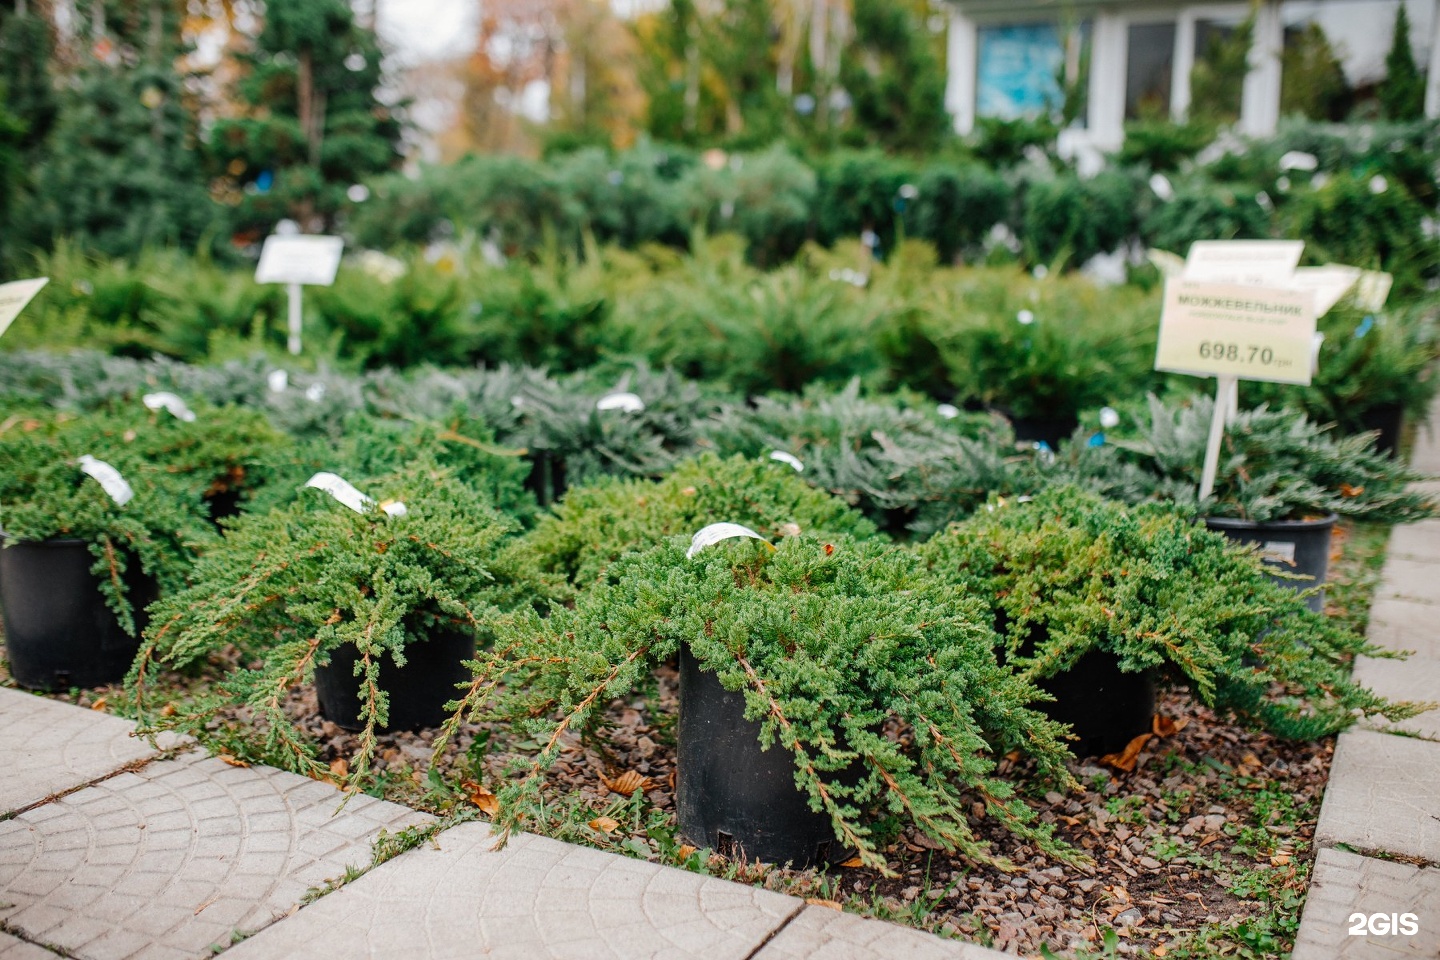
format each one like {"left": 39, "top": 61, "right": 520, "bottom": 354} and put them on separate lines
{"left": 0, "top": 687, "right": 1001, "bottom": 959}
{"left": 1292, "top": 398, "right": 1440, "bottom": 960}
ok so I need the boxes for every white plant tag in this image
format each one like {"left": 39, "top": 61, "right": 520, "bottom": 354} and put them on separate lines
{"left": 267, "top": 370, "right": 289, "bottom": 393}
{"left": 142, "top": 392, "right": 196, "bottom": 422}
{"left": 77, "top": 455, "right": 134, "bottom": 506}
{"left": 769, "top": 451, "right": 804, "bottom": 472}
{"left": 304, "top": 472, "right": 407, "bottom": 517}
{"left": 596, "top": 391, "right": 644, "bottom": 413}
{"left": 0, "top": 277, "right": 49, "bottom": 338}
{"left": 305, "top": 383, "right": 326, "bottom": 402}
{"left": 1354, "top": 271, "right": 1393, "bottom": 312}
{"left": 686, "top": 522, "right": 771, "bottom": 559}
{"left": 936, "top": 403, "right": 960, "bottom": 420}
{"left": 1260, "top": 541, "right": 1297, "bottom": 565}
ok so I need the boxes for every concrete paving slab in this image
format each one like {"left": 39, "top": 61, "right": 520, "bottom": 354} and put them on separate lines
{"left": 221, "top": 821, "right": 804, "bottom": 960}
{"left": 1315, "top": 729, "right": 1440, "bottom": 862}
{"left": 754, "top": 905, "right": 1004, "bottom": 960}
{"left": 1386, "top": 522, "right": 1440, "bottom": 564}
{"left": 0, "top": 931, "right": 63, "bottom": 959}
{"left": 0, "top": 751, "right": 428, "bottom": 960}
{"left": 1293, "top": 848, "right": 1440, "bottom": 959}
{"left": 1354, "top": 656, "right": 1440, "bottom": 739}
{"left": 1374, "top": 556, "right": 1440, "bottom": 605}
{"left": 0, "top": 688, "right": 161, "bottom": 817}
{"left": 1365, "top": 597, "right": 1440, "bottom": 659}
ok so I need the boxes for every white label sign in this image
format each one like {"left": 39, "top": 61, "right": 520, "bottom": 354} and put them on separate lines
{"left": 686, "top": 522, "right": 771, "bottom": 559}
{"left": 1155, "top": 281, "right": 1317, "bottom": 385}
{"left": 1183, "top": 241, "right": 1304, "bottom": 287}
{"left": 0, "top": 278, "right": 49, "bottom": 338}
{"left": 596, "top": 391, "right": 645, "bottom": 413}
{"left": 142, "top": 392, "right": 197, "bottom": 422}
{"left": 1291, "top": 266, "right": 1361, "bottom": 316}
{"left": 304, "top": 472, "right": 407, "bottom": 517}
{"left": 1354, "top": 271, "right": 1393, "bottom": 312}
{"left": 255, "top": 235, "right": 344, "bottom": 286}
{"left": 768, "top": 451, "right": 804, "bottom": 472}
{"left": 78, "top": 455, "right": 135, "bottom": 506}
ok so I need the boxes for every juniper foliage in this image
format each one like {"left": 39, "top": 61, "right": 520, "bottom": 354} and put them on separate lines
{"left": 520, "top": 452, "right": 877, "bottom": 587}
{"left": 921, "top": 487, "right": 1429, "bottom": 739}
{"left": 1108, "top": 395, "right": 1436, "bottom": 523}
{"left": 0, "top": 410, "right": 217, "bottom": 634}
{"left": 439, "top": 534, "right": 1078, "bottom": 873}
{"left": 128, "top": 464, "right": 522, "bottom": 787}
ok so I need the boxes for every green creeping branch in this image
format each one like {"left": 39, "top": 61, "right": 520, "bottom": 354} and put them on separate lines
{"left": 438, "top": 533, "right": 1079, "bottom": 875}
{"left": 920, "top": 486, "right": 1432, "bottom": 739}
{"left": 127, "top": 462, "right": 541, "bottom": 790}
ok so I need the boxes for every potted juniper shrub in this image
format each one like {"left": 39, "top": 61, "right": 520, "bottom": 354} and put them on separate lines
{"left": 0, "top": 411, "right": 215, "bottom": 689}
{"left": 128, "top": 462, "right": 538, "bottom": 787}
{"left": 440, "top": 532, "right": 1077, "bottom": 872}
{"left": 1069, "top": 395, "right": 1436, "bottom": 610}
{"left": 920, "top": 487, "right": 1425, "bottom": 756}
{"left": 700, "top": 379, "right": 1017, "bottom": 537}
{"left": 519, "top": 451, "right": 877, "bottom": 588}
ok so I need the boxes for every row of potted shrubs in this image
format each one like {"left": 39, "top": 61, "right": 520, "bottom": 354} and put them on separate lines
{"left": 0, "top": 360, "right": 1433, "bottom": 872}
{"left": 13, "top": 246, "right": 1440, "bottom": 448}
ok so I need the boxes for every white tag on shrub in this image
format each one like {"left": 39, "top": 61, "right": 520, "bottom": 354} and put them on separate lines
{"left": 142, "top": 392, "right": 197, "bottom": 422}
{"left": 936, "top": 403, "right": 960, "bottom": 420}
{"left": 267, "top": 370, "right": 289, "bottom": 393}
{"left": 1260, "top": 541, "right": 1297, "bottom": 565}
{"left": 78, "top": 455, "right": 134, "bottom": 506}
{"left": 596, "top": 391, "right": 644, "bottom": 413}
{"left": 769, "top": 451, "right": 804, "bottom": 472}
{"left": 686, "top": 522, "right": 771, "bottom": 559}
{"left": 304, "top": 472, "right": 406, "bottom": 517}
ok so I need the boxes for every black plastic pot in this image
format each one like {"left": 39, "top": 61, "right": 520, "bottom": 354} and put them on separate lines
{"left": 1357, "top": 403, "right": 1404, "bottom": 459}
{"left": 314, "top": 629, "right": 476, "bottom": 732}
{"left": 524, "top": 450, "right": 567, "bottom": 507}
{"left": 1035, "top": 651, "right": 1157, "bottom": 758}
{"left": 676, "top": 644, "right": 848, "bottom": 868}
{"left": 1002, "top": 411, "right": 1079, "bottom": 451}
{"left": 1204, "top": 514, "right": 1337, "bottom": 613}
{"left": 0, "top": 537, "right": 157, "bottom": 690}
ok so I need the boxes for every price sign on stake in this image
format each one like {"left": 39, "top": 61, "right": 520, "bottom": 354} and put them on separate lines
{"left": 1182, "top": 240, "right": 1303, "bottom": 286}
{"left": 0, "top": 278, "right": 49, "bottom": 338}
{"left": 1156, "top": 281, "right": 1317, "bottom": 385}
{"left": 1155, "top": 279, "right": 1318, "bottom": 503}
{"left": 254, "top": 234, "right": 343, "bottom": 356}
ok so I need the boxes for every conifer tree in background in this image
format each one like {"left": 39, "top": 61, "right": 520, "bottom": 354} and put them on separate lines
{"left": 208, "top": 0, "right": 403, "bottom": 238}
{"left": 13, "top": 0, "right": 218, "bottom": 258}
{"left": 1379, "top": 4, "right": 1424, "bottom": 121}
{"left": 0, "top": 5, "right": 58, "bottom": 157}
{"left": 839, "top": 0, "right": 947, "bottom": 152}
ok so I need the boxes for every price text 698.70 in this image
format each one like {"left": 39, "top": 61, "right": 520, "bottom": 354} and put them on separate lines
{"left": 1198, "top": 342, "right": 1275, "bottom": 364}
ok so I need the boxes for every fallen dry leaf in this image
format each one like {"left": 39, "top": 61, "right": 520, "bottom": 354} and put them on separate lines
{"left": 1151, "top": 714, "right": 1189, "bottom": 737}
{"left": 806, "top": 898, "right": 843, "bottom": 910}
{"left": 218, "top": 754, "right": 250, "bottom": 768}
{"left": 1271, "top": 853, "right": 1292, "bottom": 866}
{"left": 90, "top": 698, "right": 107, "bottom": 712}
{"left": 461, "top": 780, "right": 500, "bottom": 816}
{"left": 1339, "top": 483, "right": 1364, "bottom": 498}
{"left": 1100, "top": 733, "right": 1152, "bottom": 773}
{"left": 601, "top": 770, "right": 654, "bottom": 798}
{"left": 589, "top": 816, "right": 620, "bottom": 834}
{"left": 1198, "top": 833, "right": 1221, "bottom": 849}
{"left": 839, "top": 856, "right": 865, "bottom": 868}
{"left": 676, "top": 844, "right": 697, "bottom": 860}
{"left": 1154, "top": 946, "right": 1168, "bottom": 957}
{"left": 193, "top": 896, "right": 219, "bottom": 915}
{"left": 160, "top": 703, "right": 177, "bottom": 718}
{"left": 329, "top": 758, "right": 349, "bottom": 780}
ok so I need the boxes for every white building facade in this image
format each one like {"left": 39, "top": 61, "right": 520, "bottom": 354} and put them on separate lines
{"left": 944, "top": 0, "right": 1440, "bottom": 149}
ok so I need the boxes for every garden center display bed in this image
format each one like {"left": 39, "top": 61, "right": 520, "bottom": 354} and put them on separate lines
{"left": 281, "top": 677, "right": 1329, "bottom": 957}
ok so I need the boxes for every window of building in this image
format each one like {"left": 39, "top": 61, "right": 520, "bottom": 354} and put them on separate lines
{"left": 1125, "top": 22, "right": 1177, "bottom": 120}
{"left": 1280, "top": 0, "right": 1434, "bottom": 115}
{"left": 976, "top": 23, "right": 1066, "bottom": 120}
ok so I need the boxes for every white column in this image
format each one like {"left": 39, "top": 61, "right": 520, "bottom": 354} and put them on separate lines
{"left": 1172, "top": 13, "right": 1196, "bottom": 120}
{"left": 1240, "top": 0, "right": 1282, "bottom": 136}
{"left": 946, "top": 10, "right": 979, "bottom": 135}
{"left": 1426, "top": 0, "right": 1440, "bottom": 117}
{"left": 1087, "top": 12, "right": 1128, "bottom": 150}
